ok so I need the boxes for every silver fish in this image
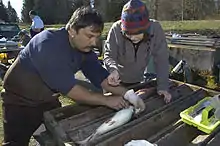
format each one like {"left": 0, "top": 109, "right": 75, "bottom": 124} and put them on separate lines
{"left": 64, "top": 143, "right": 73, "bottom": 146}
{"left": 76, "top": 106, "right": 134, "bottom": 145}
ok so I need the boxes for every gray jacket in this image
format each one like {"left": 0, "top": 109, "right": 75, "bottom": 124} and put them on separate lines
{"left": 103, "top": 20, "right": 169, "bottom": 91}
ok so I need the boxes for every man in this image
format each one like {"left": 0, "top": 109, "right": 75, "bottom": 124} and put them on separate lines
{"left": 29, "top": 10, "right": 44, "bottom": 38}
{"left": 2, "top": 7, "right": 145, "bottom": 146}
{"left": 18, "top": 29, "right": 31, "bottom": 46}
{"left": 104, "top": 0, "right": 172, "bottom": 103}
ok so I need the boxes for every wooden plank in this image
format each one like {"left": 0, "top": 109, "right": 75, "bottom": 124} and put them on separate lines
{"left": 155, "top": 123, "right": 201, "bottom": 146}
{"left": 168, "top": 44, "right": 215, "bottom": 51}
{"left": 148, "top": 120, "right": 183, "bottom": 143}
{"left": 169, "top": 79, "right": 220, "bottom": 96}
{"left": 169, "top": 42, "right": 214, "bottom": 47}
{"left": 166, "top": 36, "right": 216, "bottom": 42}
{"left": 168, "top": 39, "right": 215, "bottom": 45}
{"left": 199, "top": 126, "right": 220, "bottom": 146}
{"left": 207, "top": 131, "right": 220, "bottom": 146}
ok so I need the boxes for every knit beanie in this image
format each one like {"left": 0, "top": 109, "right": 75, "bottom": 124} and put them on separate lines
{"left": 121, "top": 0, "right": 150, "bottom": 35}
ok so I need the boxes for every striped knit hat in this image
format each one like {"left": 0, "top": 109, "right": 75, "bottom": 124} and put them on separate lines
{"left": 121, "top": 0, "right": 150, "bottom": 35}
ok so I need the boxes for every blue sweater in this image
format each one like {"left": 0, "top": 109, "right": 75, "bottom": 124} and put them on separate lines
{"left": 19, "top": 28, "right": 109, "bottom": 95}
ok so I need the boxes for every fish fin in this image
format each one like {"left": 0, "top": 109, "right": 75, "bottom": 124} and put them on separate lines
{"left": 75, "top": 132, "right": 97, "bottom": 146}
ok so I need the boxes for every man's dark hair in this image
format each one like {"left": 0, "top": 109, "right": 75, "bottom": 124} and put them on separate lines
{"left": 29, "top": 10, "right": 37, "bottom": 16}
{"left": 66, "top": 6, "right": 104, "bottom": 33}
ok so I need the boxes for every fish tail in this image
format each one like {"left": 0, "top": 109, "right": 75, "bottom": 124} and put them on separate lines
{"left": 75, "top": 133, "right": 97, "bottom": 146}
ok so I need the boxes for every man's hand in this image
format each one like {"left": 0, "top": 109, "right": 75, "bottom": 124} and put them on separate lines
{"left": 158, "top": 90, "right": 172, "bottom": 103}
{"left": 107, "top": 70, "right": 121, "bottom": 86}
{"left": 104, "top": 95, "right": 130, "bottom": 110}
{"left": 67, "top": 85, "right": 128, "bottom": 110}
{"left": 124, "top": 89, "right": 145, "bottom": 113}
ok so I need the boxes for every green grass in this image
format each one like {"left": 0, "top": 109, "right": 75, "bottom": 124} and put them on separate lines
{"left": 160, "top": 20, "right": 220, "bottom": 31}
{"left": 19, "top": 20, "right": 220, "bottom": 39}
{"left": 103, "top": 20, "right": 220, "bottom": 37}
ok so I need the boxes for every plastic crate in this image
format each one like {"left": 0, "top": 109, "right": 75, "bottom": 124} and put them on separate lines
{"left": 180, "top": 97, "right": 220, "bottom": 134}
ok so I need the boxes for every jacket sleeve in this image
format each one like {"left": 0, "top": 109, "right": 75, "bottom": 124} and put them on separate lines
{"left": 103, "top": 23, "right": 119, "bottom": 73}
{"left": 152, "top": 22, "right": 169, "bottom": 91}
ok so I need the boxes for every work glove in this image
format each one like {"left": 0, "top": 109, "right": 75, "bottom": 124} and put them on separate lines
{"left": 124, "top": 89, "right": 145, "bottom": 114}
{"left": 107, "top": 70, "right": 121, "bottom": 86}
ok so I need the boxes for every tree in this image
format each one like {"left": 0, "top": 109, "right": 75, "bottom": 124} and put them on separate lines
{"left": 21, "top": 0, "right": 35, "bottom": 22}
{"left": 33, "top": 0, "right": 75, "bottom": 24}
{"left": 142, "top": 0, "right": 155, "bottom": 19}
{"left": 7, "top": 1, "right": 18, "bottom": 22}
{"left": 199, "top": 0, "right": 216, "bottom": 19}
{"left": 33, "top": 0, "right": 56, "bottom": 24}
{"left": 0, "top": 0, "right": 9, "bottom": 22}
{"left": 21, "top": 0, "right": 86, "bottom": 24}
{"left": 142, "top": 0, "right": 218, "bottom": 20}
{"left": 157, "top": 0, "right": 183, "bottom": 20}
{"left": 182, "top": 0, "right": 216, "bottom": 20}
{"left": 153, "top": 0, "right": 159, "bottom": 19}
{"left": 95, "top": 0, "right": 128, "bottom": 22}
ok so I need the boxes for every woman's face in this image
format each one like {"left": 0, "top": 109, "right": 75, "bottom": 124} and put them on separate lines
{"left": 125, "top": 33, "right": 144, "bottom": 43}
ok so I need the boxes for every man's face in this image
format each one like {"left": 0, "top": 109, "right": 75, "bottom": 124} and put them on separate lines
{"left": 68, "top": 26, "right": 101, "bottom": 52}
{"left": 125, "top": 33, "right": 144, "bottom": 43}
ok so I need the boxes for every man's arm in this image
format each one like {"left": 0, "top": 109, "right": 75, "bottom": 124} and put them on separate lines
{"left": 67, "top": 84, "right": 106, "bottom": 105}
{"left": 67, "top": 84, "right": 129, "bottom": 110}
{"left": 101, "top": 78, "right": 127, "bottom": 96}
{"left": 30, "top": 39, "right": 128, "bottom": 109}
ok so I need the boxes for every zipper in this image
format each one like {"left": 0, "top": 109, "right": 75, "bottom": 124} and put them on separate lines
{"left": 132, "top": 42, "right": 141, "bottom": 62}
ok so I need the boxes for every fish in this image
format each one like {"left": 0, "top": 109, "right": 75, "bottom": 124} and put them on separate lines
{"left": 104, "top": 87, "right": 155, "bottom": 97}
{"left": 125, "top": 140, "right": 157, "bottom": 146}
{"left": 64, "top": 143, "right": 73, "bottom": 146}
{"left": 75, "top": 106, "right": 134, "bottom": 145}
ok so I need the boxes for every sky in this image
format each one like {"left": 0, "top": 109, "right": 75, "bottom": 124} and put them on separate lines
{"left": 3, "top": 0, "right": 22, "bottom": 19}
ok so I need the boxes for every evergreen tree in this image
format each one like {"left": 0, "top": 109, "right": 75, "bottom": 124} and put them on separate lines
{"left": 0, "top": 0, "right": 9, "bottom": 22}
{"left": 33, "top": 0, "right": 74, "bottom": 24}
{"left": 7, "top": 1, "right": 18, "bottom": 22}
{"left": 21, "top": 0, "right": 35, "bottom": 22}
